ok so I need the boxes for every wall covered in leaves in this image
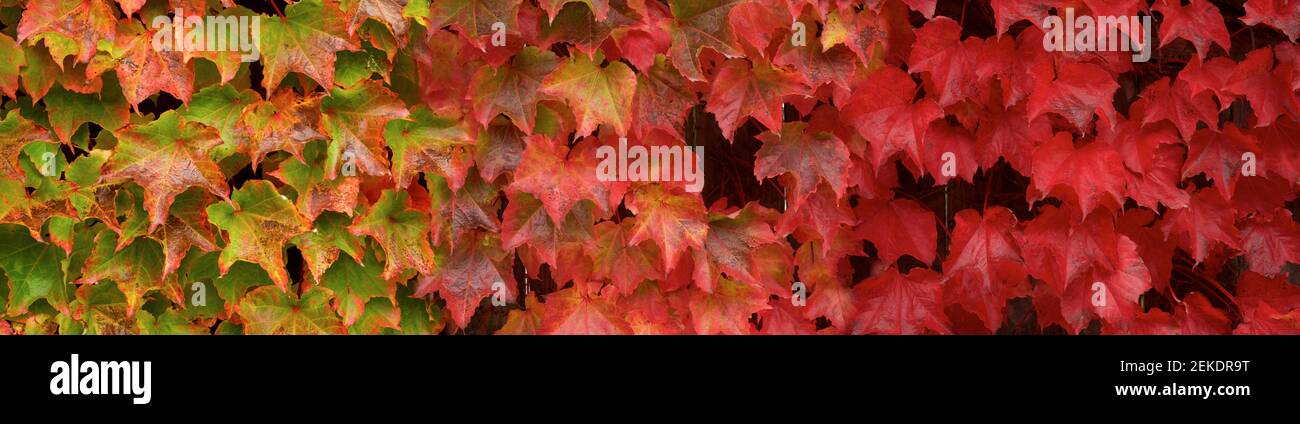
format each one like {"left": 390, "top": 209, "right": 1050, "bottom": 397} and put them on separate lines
{"left": 0, "top": 0, "right": 1298, "bottom": 334}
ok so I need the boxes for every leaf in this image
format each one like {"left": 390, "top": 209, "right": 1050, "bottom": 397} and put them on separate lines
{"left": 271, "top": 141, "right": 360, "bottom": 222}
{"left": 908, "top": 17, "right": 981, "bottom": 108}
{"left": 1239, "top": 209, "right": 1300, "bottom": 277}
{"left": 508, "top": 136, "right": 615, "bottom": 224}
{"left": 206, "top": 180, "right": 310, "bottom": 290}
{"left": 539, "top": 51, "right": 637, "bottom": 137}
{"left": 1154, "top": 0, "right": 1231, "bottom": 60}
{"left": 238, "top": 286, "right": 346, "bottom": 334}
{"left": 424, "top": 0, "right": 522, "bottom": 49}
{"left": 1224, "top": 47, "right": 1300, "bottom": 128}
{"left": 0, "top": 111, "right": 54, "bottom": 180}
{"left": 849, "top": 267, "right": 947, "bottom": 335}
{"left": 1140, "top": 77, "right": 1218, "bottom": 140}
{"left": 43, "top": 82, "right": 129, "bottom": 144}
{"left": 320, "top": 245, "right": 393, "bottom": 327}
{"left": 293, "top": 211, "right": 365, "bottom": 282}
{"left": 16, "top": 0, "right": 116, "bottom": 64}
{"left": 706, "top": 57, "right": 809, "bottom": 139}
{"left": 841, "top": 66, "right": 943, "bottom": 173}
{"left": 941, "top": 207, "right": 1027, "bottom": 332}
{"left": 589, "top": 219, "right": 662, "bottom": 294}
{"left": 415, "top": 234, "right": 514, "bottom": 328}
{"left": 539, "top": 287, "right": 631, "bottom": 334}
{"left": 1029, "top": 133, "right": 1130, "bottom": 218}
{"left": 350, "top": 189, "right": 437, "bottom": 279}
{"left": 693, "top": 202, "right": 785, "bottom": 293}
{"left": 853, "top": 197, "right": 937, "bottom": 265}
{"left": 342, "top": 0, "right": 410, "bottom": 40}
{"left": 469, "top": 46, "right": 560, "bottom": 134}
{"left": 632, "top": 55, "right": 696, "bottom": 141}
{"left": 1160, "top": 189, "right": 1241, "bottom": 264}
{"left": 625, "top": 184, "right": 708, "bottom": 273}
{"left": 321, "top": 79, "right": 410, "bottom": 179}
{"left": 0, "top": 224, "right": 70, "bottom": 316}
{"left": 665, "top": 0, "right": 748, "bottom": 81}
{"left": 385, "top": 108, "right": 476, "bottom": 191}
{"left": 238, "top": 89, "right": 327, "bottom": 169}
{"left": 0, "top": 34, "right": 25, "bottom": 98}
{"left": 1182, "top": 124, "right": 1259, "bottom": 201}
{"left": 75, "top": 230, "right": 172, "bottom": 317}
{"left": 687, "top": 277, "right": 768, "bottom": 334}
{"left": 106, "top": 22, "right": 195, "bottom": 110}
{"left": 260, "top": 0, "right": 356, "bottom": 92}
{"left": 754, "top": 122, "right": 850, "bottom": 212}
{"left": 1242, "top": 0, "right": 1300, "bottom": 41}
{"left": 1027, "top": 62, "right": 1119, "bottom": 131}
{"left": 102, "top": 111, "right": 229, "bottom": 232}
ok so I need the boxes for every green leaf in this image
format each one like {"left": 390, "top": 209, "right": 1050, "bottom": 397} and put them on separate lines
{"left": 206, "top": 180, "right": 309, "bottom": 291}
{"left": 238, "top": 285, "right": 346, "bottom": 334}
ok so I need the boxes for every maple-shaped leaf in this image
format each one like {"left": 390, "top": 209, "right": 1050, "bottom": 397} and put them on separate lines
{"left": 1154, "top": 0, "right": 1230, "bottom": 59}
{"left": 422, "top": 0, "right": 522, "bottom": 50}
{"left": 271, "top": 141, "right": 360, "bottom": 222}
{"left": 1224, "top": 47, "right": 1300, "bottom": 127}
{"left": 849, "top": 267, "right": 948, "bottom": 335}
{"left": 0, "top": 112, "right": 54, "bottom": 180}
{"left": 775, "top": 182, "right": 855, "bottom": 243}
{"left": 385, "top": 108, "right": 476, "bottom": 191}
{"left": 342, "top": 0, "right": 410, "bottom": 40}
{"left": 975, "top": 103, "right": 1051, "bottom": 174}
{"left": 1160, "top": 189, "right": 1241, "bottom": 264}
{"left": 156, "top": 189, "right": 219, "bottom": 278}
{"left": 921, "top": 121, "right": 979, "bottom": 184}
{"left": 804, "top": 277, "right": 856, "bottom": 328}
{"left": 416, "top": 234, "right": 515, "bottom": 328}
{"left": 772, "top": 12, "right": 856, "bottom": 95}
{"left": 495, "top": 292, "right": 544, "bottom": 334}
{"left": 321, "top": 79, "right": 410, "bottom": 179}
{"left": 539, "top": 0, "right": 610, "bottom": 22}
{"left": 1030, "top": 133, "right": 1129, "bottom": 218}
{"left": 501, "top": 192, "right": 595, "bottom": 269}
{"left": 1240, "top": 209, "right": 1300, "bottom": 277}
{"left": 841, "top": 66, "right": 943, "bottom": 173}
{"left": 0, "top": 224, "right": 71, "bottom": 316}
{"left": 1018, "top": 206, "right": 1124, "bottom": 294}
{"left": 706, "top": 57, "right": 809, "bottom": 139}
{"left": 76, "top": 230, "right": 173, "bottom": 317}
{"left": 539, "top": 287, "right": 633, "bottom": 334}
{"left": 428, "top": 173, "right": 501, "bottom": 249}
{"left": 238, "top": 286, "right": 346, "bottom": 334}
{"left": 101, "top": 111, "right": 229, "bottom": 232}
{"left": 908, "top": 17, "right": 981, "bottom": 108}
{"left": 590, "top": 219, "right": 663, "bottom": 293}
{"left": 43, "top": 82, "right": 129, "bottom": 144}
{"left": 1182, "top": 124, "right": 1259, "bottom": 201}
{"left": 103, "top": 22, "right": 194, "bottom": 110}
{"left": 321, "top": 246, "right": 394, "bottom": 327}
{"left": 1027, "top": 62, "right": 1119, "bottom": 131}
{"left": 0, "top": 35, "right": 24, "bottom": 99}
{"left": 260, "top": 0, "right": 356, "bottom": 92}
{"left": 16, "top": 0, "right": 116, "bottom": 64}
{"left": 1057, "top": 235, "right": 1152, "bottom": 333}
{"left": 757, "top": 299, "right": 816, "bottom": 335}
{"left": 206, "top": 180, "right": 309, "bottom": 290}
{"left": 182, "top": 85, "right": 260, "bottom": 157}
{"left": 1234, "top": 301, "right": 1300, "bottom": 335}
{"left": 687, "top": 277, "right": 769, "bottom": 334}
{"left": 754, "top": 122, "right": 850, "bottom": 212}
{"left": 941, "top": 207, "right": 1027, "bottom": 332}
{"left": 1254, "top": 117, "right": 1300, "bottom": 184}
{"left": 475, "top": 117, "right": 527, "bottom": 182}
{"left": 238, "top": 89, "right": 327, "bottom": 170}
{"left": 293, "top": 211, "right": 365, "bottom": 283}
{"left": 539, "top": 51, "right": 637, "bottom": 137}
{"left": 1242, "top": 0, "right": 1300, "bottom": 41}
{"left": 989, "top": 0, "right": 1058, "bottom": 35}
{"left": 692, "top": 202, "right": 788, "bottom": 293}
{"left": 508, "top": 136, "right": 615, "bottom": 224}
{"left": 350, "top": 188, "right": 437, "bottom": 279}
{"left": 469, "top": 46, "right": 560, "bottom": 134}
{"left": 976, "top": 24, "right": 1053, "bottom": 108}
{"left": 664, "top": 0, "right": 747, "bottom": 81}
{"left": 625, "top": 184, "right": 708, "bottom": 273}
{"left": 1170, "top": 292, "right": 1232, "bottom": 334}
{"left": 1140, "top": 78, "right": 1217, "bottom": 140}
{"left": 853, "top": 197, "right": 937, "bottom": 265}
{"left": 632, "top": 55, "right": 697, "bottom": 141}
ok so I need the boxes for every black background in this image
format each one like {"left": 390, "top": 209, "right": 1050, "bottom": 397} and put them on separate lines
{"left": 1, "top": 336, "right": 1292, "bottom": 416}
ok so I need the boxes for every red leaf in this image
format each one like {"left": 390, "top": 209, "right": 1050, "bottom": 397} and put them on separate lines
{"left": 705, "top": 57, "right": 810, "bottom": 139}
{"left": 942, "top": 207, "right": 1027, "bottom": 332}
{"left": 849, "top": 267, "right": 948, "bottom": 334}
